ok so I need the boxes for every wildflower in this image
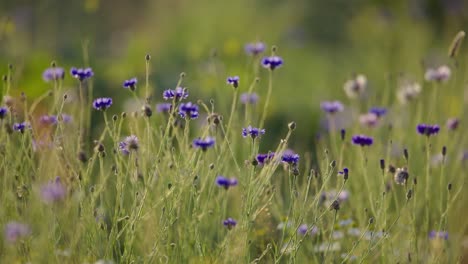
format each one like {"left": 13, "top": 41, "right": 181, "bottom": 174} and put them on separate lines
{"left": 70, "top": 67, "right": 93, "bottom": 81}
{"left": 297, "top": 224, "right": 318, "bottom": 236}
{"left": 92, "top": 98, "right": 113, "bottom": 111}
{"left": 397, "top": 81, "right": 421, "bottom": 104}
{"left": 338, "top": 167, "right": 349, "bottom": 180}
{"left": 41, "top": 177, "right": 66, "bottom": 204}
{"left": 119, "top": 135, "right": 139, "bottom": 155}
{"left": 320, "top": 101, "right": 344, "bottom": 114}
{"left": 344, "top": 74, "right": 367, "bottom": 98}
{"left": 163, "top": 87, "right": 188, "bottom": 101}
{"left": 4, "top": 222, "right": 31, "bottom": 243}
{"left": 331, "top": 200, "right": 340, "bottom": 211}
{"left": 359, "top": 113, "right": 379, "bottom": 127}
{"left": 39, "top": 115, "right": 58, "bottom": 126}
{"left": 369, "top": 107, "right": 387, "bottom": 118}
{"left": 240, "top": 92, "right": 259, "bottom": 104}
{"left": 42, "top": 67, "right": 65, "bottom": 82}
{"left": 429, "top": 231, "right": 449, "bottom": 240}
{"left": 13, "top": 122, "right": 30, "bottom": 133}
{"left": 223, "top": 218, "right": 237, "bottom": 230}
{"left": 0, "top": 107, "right": 8, "bottom": 119}
{"left": 215, "top": 176, "right": 238, "bottom": 190}
{"left": 245, "top": 42, "right": 266, "bottom": 56}
{"left": 156, "top": 103, "right": 172, "bottom": 113}
{"left": 179, "top": 102, "right": 199, "bottom": 119}
{"left": 281, "top": 149, "right": 300, "bottom": 165}
{"left": 60, "top": 114, "right": 73, "bottom": 124}
{"left": 351, "top": 134, "right": 374, "bottom": 146}
{"left": 256, "top": 152, "right": 275, "bottom": 165}
{"left": 192, "top": 137, "right": 215, "bottom": 151}
{"left": 242, "top": 125, "right": 265, "bottom": 139}
{"left": 416, "top": 124, "right": 440, "bottom": 137}
{"left": 446, "top": 118, "right": 459, "bottom": 131}
{"left": 425, "top": 66, "right": 451, "bottom": 82}
{"left": 449, "top": 31, "right": 465, "bottom": 58}
{"left": 226, "top": 76, "right": 239, "bottom": 88}
{"left": 123, "top": 77, "right": 137, "bottom": 91}
{"left": 261, "top": 56, "right": 283, "bottom": 70}
{"left": 394, "top": 167, "right": 409, "bottom": 185}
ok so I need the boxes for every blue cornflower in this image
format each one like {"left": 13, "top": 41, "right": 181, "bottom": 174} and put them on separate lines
{"left": 227, "top": 76, "right": 240, "bottom": 88}
{"left": 240, "top": 92, "right": 259, "bottom": 105}
{"left": 123, "top": 77, "right": 137, "bottom": 91}
{"left": 245, "top": 42, "right": 266, "bottom": 56}
{"left": 39, "top": 115, "right": 58, "bottom": 126}
{"left": 4, "top": 222, "right": 31, "bottom": 243}
{"left": 119, "top": 135, "right": 139, "bottom": 155}
{"left": 92, "top": 98, "right": 113, "bottom": 111}
{"left": 163, "top": 87, "right": 189, "bottom": 101}
{"left": 216, "top": 176, "right": 238, "bottom": 190}
{"left": 338, "top": 167, "right": 349, "bottom": 179}
{"left": 0, "top": 107, "right": 8, "bottom": 119}
{"left": 41, "top": 177, "right": 66, "bottom": 204}
{"left": 242, "top": 125, "right": 265, "bottom": 139}
{"left": 70, "top": 67, "right": 93, "bottom": 81}
{"left": 13, "top": 122, "right": 30, "bottom": 133}
{"left": 42, "top": 67, "right": 65, "bottom": 82}
{"left": 429, "top": 231, "right": 448, "bottom": 240}
{"left": 351, "top": 135, "right": 374, "bottom": 146}
{"left": 282, "top": 149, "right": 300, "bottom": 165}
{"left": 320, "top": 101, "right": 344, "bottom": 114}
{"left": 156, "top": 103, "right": 172, "bottom": 113}
{"left": 256, "top": 152, "right": 275, "bottom": 165}
{"left": 262, "top": 56, "right": 283, "bottom": 70}
{"left": 193, "top": 137, "right": 215, "bottom": 151}
{"left": 297, "top": 224, "right": 308, "bottom": 235}
{"left": 223, "top": 218, "right": 237, "bottom": 230}
{"left": 417, "top": 124, "right": 440, "bottom": 137}
{"left": 369, "top": 107, "right": 387, "bottom": 118}
{"left": 179, "top": 102, "right": 199, "bottom": 119}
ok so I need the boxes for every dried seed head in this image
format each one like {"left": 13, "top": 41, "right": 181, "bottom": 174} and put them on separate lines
{"left": 209, "top": 163, "right": 215, "bottom": 170}
{"left": 380, "top": 159, "right": 385, "bottom": 171}
{"left": 121, "top": 112, "right": 127, "bottom": 119}
{"left": 449, "top": 30, "right": 466, "bottom": 58}
{"left": 331, "top": 200, "right": 340, "bottom": 211}
{"left": 288, "top": 121, "right": 296, "bottom": 131}
{"left": 112, "top": 114, "right": 118, "bottom": 122}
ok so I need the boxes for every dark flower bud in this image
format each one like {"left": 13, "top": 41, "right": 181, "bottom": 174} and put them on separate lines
{"left": 413, "top": 178, "right": 417, "bottom": 185}
{"left": 330, "top": 160, "right": 336, "bottom": 168}
{"left": 167, "top": 183, "right": 172, "bottom": 189}
{"left": 51, "top": 61, "right": 56, "bottom": 67}
{"left": 96, "top": 143, "right": 105, "bottom": 153}
{"left": 121, "top": 112, "right": 127, "bottom": 119}
{"left": 331, "top": 200, "right": 340, "bottom": 211}
{"left": 442, "top": 146, "right": 447, "bottom": 156}
{"left": 380, "top": 159, "right": 385, "bottom": 171}
{"left": 2, "top": 75, "right": 7, "bottom": 82}
{"left": 404, "top": 148, "right": 409, "bottom": 161}
{"left": 99, "top": 151, "right": 106, "bottom": 158}
{"left": 145, "top": 54, "right": 151, "bottom": 61}
{"left": 406, "top": 189, "right": 412, "bottom": 200}
{"left": 340, "top": 129, "right": 346, "bottom": 141}
{"left": 180, "top": 72, "right": 186, "bottom": 78}
{"left": 78, "top": 151, "right": 87, "bottom": 163}
{"left": 112, "top": 115, "right": 118, "bottom": 121}
{"left": 292, "top": 167, "right": 299, "bottom": 176}
{"left": 288, "top": 121, "right": 296, "bottom": 131}
{"left": 63, "top": 94, "right": 68, "bottom": 100}
{"left": 143, "top": 105, "right": 152, "bottom": 117}
{"left": 209, "top": 163, "right": 215, "bottom": 170}
{"left": 388, "top": 165, "right": 396, "bottom": 174}
{"left": 447, "top": 183, "right": 452, "bottom": 191}
{"left": 369, "top": 217, "right": 374, "bottom": 224}
{"left": 251, "top": 159, "right": 258, "bottom": 166}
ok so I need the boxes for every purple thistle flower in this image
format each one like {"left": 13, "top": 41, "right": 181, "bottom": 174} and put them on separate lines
{"left": 240, "top": 92, "right": 259, "bottom": 105}
{"left": 262, "top": 56, "right": 283, "bottom": 70}
{"left": 193, "top": 137, "right": 215, "bottom": 151}
{"left": 70, "top": 67, "right": 93, "bottom": 81}
{"left": 163, "top": 87, "right": 189, "bottom": 101}
{"left": 282, "top": 149, "right": 300, "bottom": 165}
{"left": 242, "top": 125, "right": 265, "bottom": 139}
{"left": 41, "top": 177, "right": 66, "bottom": 204}
{"left": 156, "top": 103, "right": 172, "bottom": 113}
{"left": 179, "top": 102, "right": 199, "bottom": 119}
{"left": 417, "top": 124, "right": 440, "bottom": 137}
{"left": 256, "top": 152, "right": 275, "bottom": 165}
{"left": 351, "top": 135, "right": 374, "bottom": 146}
{"left": 429, "top": 231, "right": 449, "bottom": 240}
{"left": 39, "top": 115, "right": 58, "bottom": 126}
{"left": 425, "top": 66, "right": 451, "bottom": 82}
{"left": 227, "top": 76, "right": 240, "bottom": 88}
{"left": 369, "top": 107, "right": 387, "bottom": 118}
{"left": 42, "top": 67, "right": 65, "bottom": 82}
{"left": 92, "top": 97, "right": 113, "bottom": 111}
{"left": 0, "top": 107, "right": 8, "bottom": 119}
{"left": 245, "top": 42, "right": 266, "bottom": 56}
{"left": 320, "top": 101, "right": 344, "bottom": 114}
{"left": 119, "top": 135, "right": 139, "bottom": 155}
{"left": 216, "top": 176, "right": 238, "bottom": 189}
{"left": 123, "top": 77, "right": 138, "bottom": 91}
{"left": 223, "top": 218, "right": 237, "bottom": 230}
{"left": 446, "top": 118, "right": 459, "bottom": 131}
{"left": 13, "top": 122, "right": 30, "bottom": 133}
{"left": 4, "top": 222, "right": 31, "bottom": 243}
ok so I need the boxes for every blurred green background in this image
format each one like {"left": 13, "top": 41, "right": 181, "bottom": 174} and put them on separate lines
{"left": 1, "top": 0, "right": 466, "bottom": 149}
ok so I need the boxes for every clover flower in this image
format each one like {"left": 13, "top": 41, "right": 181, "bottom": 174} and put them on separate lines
{"left": 223, "top": 218, "right": 237, "bottom": 230}
{"left": 242, "top": 125, "right": 265, "bottom": 139}
{"left": 226, "top": 76, "right": 239, "bottom": 88}
{"left": 351, "top": 135, "right": 374, "bottom": 146}
{"left": 240, "top": 92, "right": 259, "bottom": 104}
{"left": 4, "top": 222, "right": 31, "bottom": 243}
{"left": 163, "top": 87, "right": 188, "bottom": 101}
{"left": 425, "top": 66, "right": 451, "bottom": 82}
{"left": 417, "top": 124, "right": 440, "bottom": 137}
{"left": 92, "top": 98, "right": 113, "bottom": 111}
{"left": 245, "top": 42, "right": 265, "bottom": 55}
{"left": 178, "top": 102, "right": 199, "bottom": 119}
{"left": 216, "top": 176, "right": 238, "bottom": 190}
{"left": 123, "top": 77, "right": 137, "bottom": 91}
{"left": 261, "top": 56, "right": 283, "bottom": 70}
{"left": 42, "top": 67, "right": 65, "bottom": 82}
{"left": 192, "top": 137, "right": 215, "bottom": 151}
{"left": 320, "top": 101, "right": 344, "bottom": 114}
{"left": 41, "top": 177, "right": 66, "bottom": 204}
{"left": 119, "top": 135, "right": 139, "bottom": 155}
{"left": 344, "top": 74, "right": 367, "bottom": 98}
{"left": 70, "top": 67, "right": 93, "bottom": 81}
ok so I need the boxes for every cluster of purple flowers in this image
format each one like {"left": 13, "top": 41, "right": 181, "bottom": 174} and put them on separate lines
{"left": 119, "top": 135, "right": 139, "bottom": 155}
{"left": 179, "top": 102, "right": 199, "bottom": 119}
{"left": 42, "top": 67, "right": 65, "bottom": 82}
{"left": 192, "top": 137, "right": 215, "bottom": 151}
{"left": 351, "top": 135, "right": 374, "bottom": 146}
{"left": 93, "top": 98, "right": 113, "bottom": 111}
{"left": 417, "top": 124, "right": 440, "bottom": 137}
{"left": 262, "top": 56, "right": 283, "bottom": 70}
{"left": 216, "top": 176, "right": 238, "bottom": 190}
{"left": 70, "top": 67, "right": 94, "bottom": 81}
{"left": 163, "top": 87, "right": 189, "bottom": 101}
{"left": 242, "top": 126, "right": 265, "bottom": 139}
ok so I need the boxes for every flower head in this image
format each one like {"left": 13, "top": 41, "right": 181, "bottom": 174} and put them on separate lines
{"left": 397, "top": 81, "right": 422, "bottom": 104}
{"left": 43, "top": 67, "right": 65, "bottom": 82}
{"left": 446, "top": 118, "right": 459, "bottom": 131}
{"left": 156, "top": 103, "right": 172, "bottom": 113}
{"left": 262, "top": 56, "right": 283, "bottom": 70}
{"left": 369, "top": 107, "right": 387, "bottom": 118}
{"left": 60, "top": 114, "right": 73, "bottom": 124}
{"left": 4, "top": 222, "right": 30, "bottom": 243}
{"left": 425, "top": 66, "right": 451, "bottom": 82}
{"left": 227, "top": 76, "right": 239, "bottom": 88}
{"left": 417, "top": 124, "right": 440, "bottom": 137}
{"left": 256, "top": 152, "right": 275, "bottom": 165}
{"left": 281, "top": 149, "right": 300, "bottom": 165}
{"left": 41, "top": 177, "right": 66, "bottom": 204}
{"left": 245, "top": 42, "right": 265, "bottom": 56}
{"left": 13, "top": 122, "right": 31, "bottom": 133}
{"left": 394, "top": 167, "right": 409, "bottom": 185}
{"left": 297, "top": 224, "right": 318, "bottom": 236}
{"left": 119, "top": 135, "right": 139, "bottom": 155}
{"left": 193, "top": 137, "right": 215, "bottom": 151}
{"left": 344, "top": 74, "right": 367, "bottom": 98}
{"left": 242, "top": 125, "right": 265, "bottom": 139}
{"left": 359, "top": 113, "right": 379, "bottom": 127}
{"left": 179, "top": 102, "right": 199, "bottom": 119}
{"left": 216, "top": 176, "right": 238, "bottom": 190}
{"left": 429, "top": 231, "right": 449, "bottom": 240}
{"left": 351, "top": 135, "right": 373, "bottom": 146}
{"left": 320, "top": 101, "right": 344, "bottom": 114}
{"left": 223, "top": 218, "right": 237, "bottom": 230}
{"left": 0, "top": 107, "right": 8, "bottom": 119}
{"left": 93, "top": 98, "right": 113, "bottom": 111}
{"left": 70, "top": 67, "right": 93, "bottom": 81}
{"left": 240, "top": 92, "right": 259, "bottom": 104}
{"left": 123, "top": 77, "right": 137, "bottom": 91}
{"left": 163, "top": 87, "right": 188, "bottom": 101}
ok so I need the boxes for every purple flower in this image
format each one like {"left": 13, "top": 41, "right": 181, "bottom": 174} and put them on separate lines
{"left": 338, "top": 167, "right": 349, "bottom": 178}
{"left": 41, "top": 177, "right": 66, "bottom": 204}
{"left": 163, "top": 87, "right": 188, "bottom": 101}
{"left": 4, "top": 222, "right": 30, "bottom": 243}
{"left": 425, "top": 66, "right": 451, "bottom": 82}
{"left": 417, "top": 124, "right": 440, "bottom": 137}
{"left": 223, "top": 218, "right": 237, "bottom": 230}
{"left": 13, "top": 122, "right": 30, "bottom": 133}
{"left": 193, "top": 137, "right": 215, "bottom": 151}
{"left": 429, "top": 231, "right": 449, "bottom": 240}
{"left": 297, "top": 224, "right": 309, "bottom": 235}
{"left": 256, "top": 152, "right": 275, "bottom": 165}
{"left": 240, "top": 92, "right": 259, "bottom": 105}
{"left": 216, "top": 176, "right": 238, "bottom": 189}
{"left": 446, "top": 118, "right": 459, "bottom": 131}
{"left": 42, "top": 67, "right": 65, "bottom": 82}
{"left": 61, "top": 114, "right": 73, "bottom": 124}
{"left": 242, "top": 125, "right": 265, "bottom": 139}
{"left": 70, "top": 67, "right": 93, "bottom": 81}
{"left": 179, "top": 102, "right": 199, "bottom": 119}
{"left": 282, "top": 149, "right": 300, "bottom": 165}
{"left": 156, "top": 103, "right": 172, "bottom": 113}
{"left": 92, "top": 97, "right": 113, "bottom": 111}
{"left": 123, "top": 77, "right": 137, "bottom": 91}
{"left": 369, "top": 107, "right": 387, "bottom": 118}
{"left": 351, "top": 135, "right": 374, "bottom": 146}
{"left": 0, "top": 107, "right": 8, "bottom": 119}
{"left": 39, "top": 115, "right": 58, "bottom": 126}
{"left": 245, "top": 42, "right": 265, "bottom": 56}
{"left": 262, "top": 56, "right": 283, "bottom": 70}
{"left": 320, "top": 101, "right": 344, "bottom": 114}
{"left": 119, "top": 135, "right": 139, "bottom": 155}
{"left": 359, "top": 113, "right": 379, "bottom": 127}
{"left": 227, "top": 76, "right": 239, "bottom": 88}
